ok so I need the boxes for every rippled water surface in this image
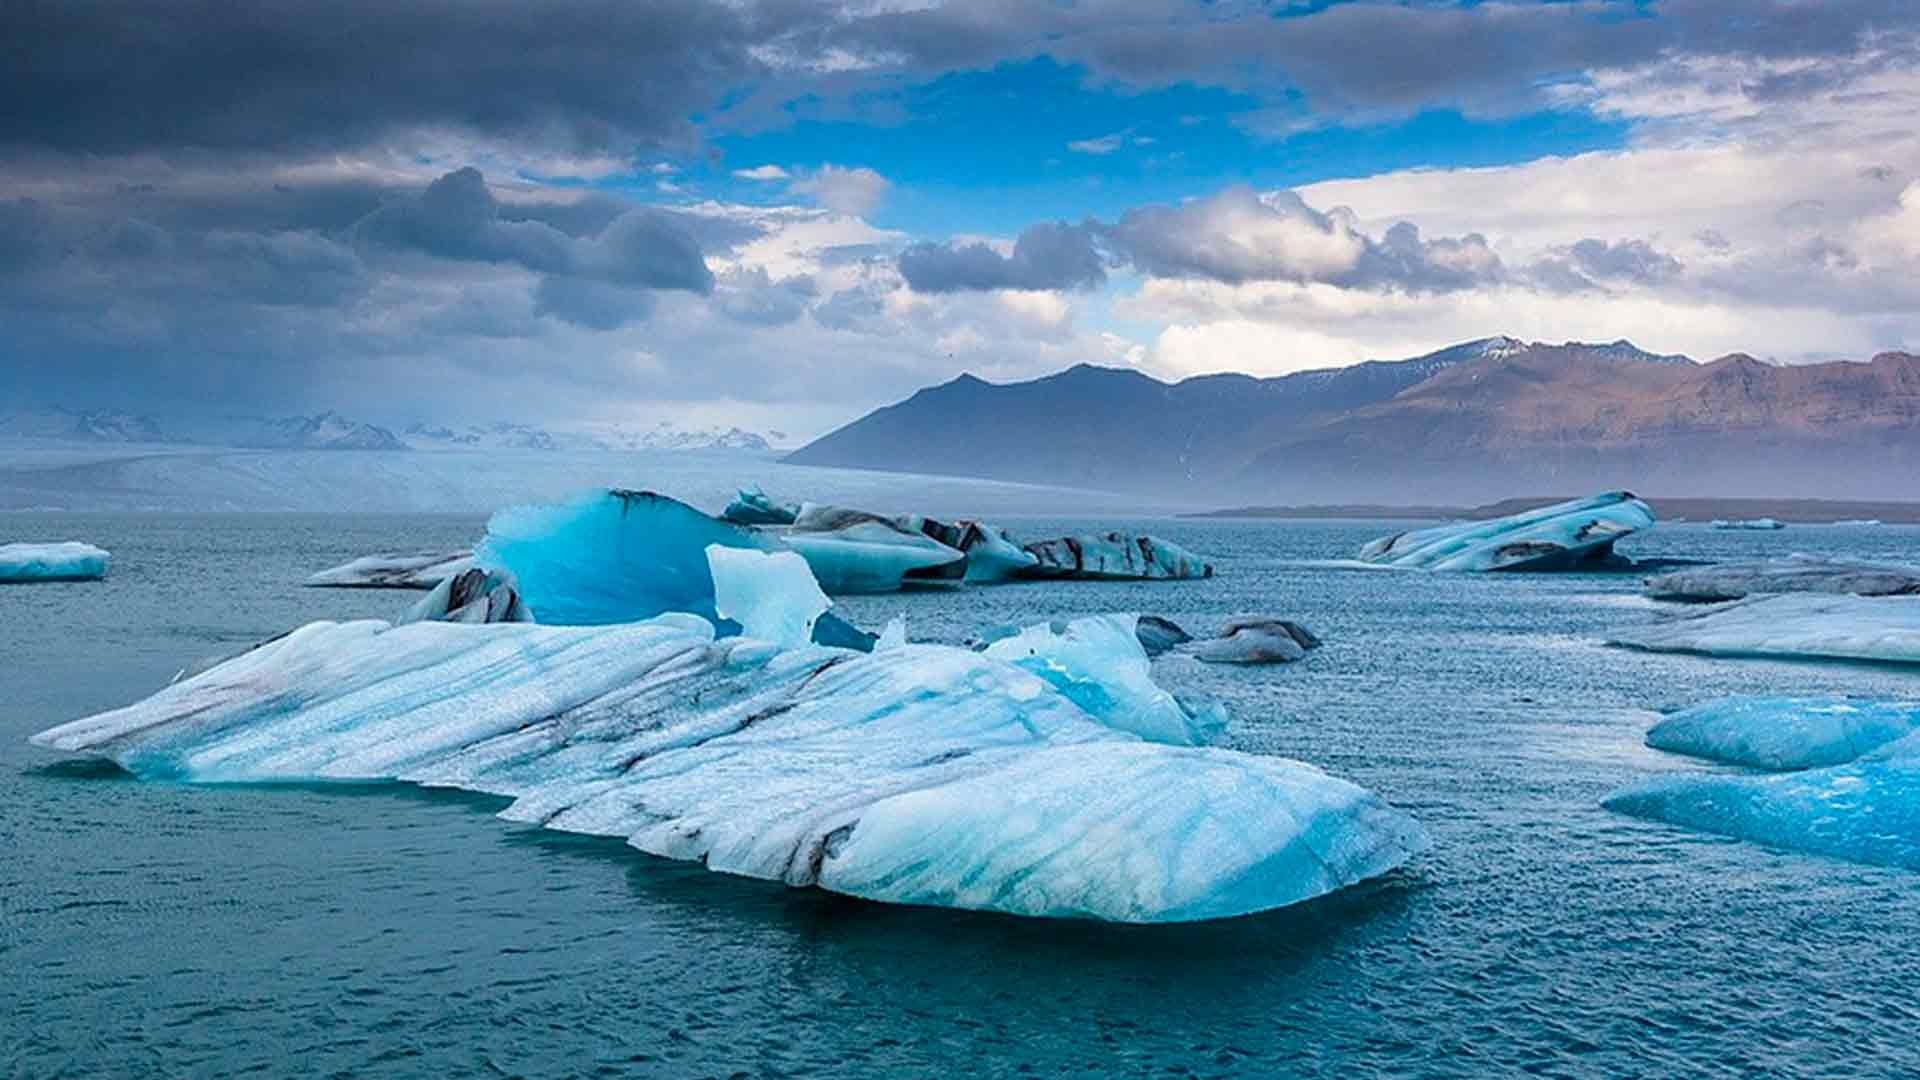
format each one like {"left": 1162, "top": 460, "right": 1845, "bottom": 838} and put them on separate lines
{"left": 5, "top": 512, "right": 1919, "bottom": 1078}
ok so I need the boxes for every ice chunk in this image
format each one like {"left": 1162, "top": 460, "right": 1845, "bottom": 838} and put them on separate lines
{"left": 1710, "top": 518, "right": 1785, "bottom": 530}
{"left": 1607, "top": 593, "right": 1920, "bottom": 665}
{"left": 403, "top": 567, "right": 530, "bottom": 625}
{"left": 1603, "top": 755, "right": 1920, "bottom": 871}
{"left": 983, "top": 614, "right": 1223, "bottom": 746}
{"left": 1021, "top": 533, "right": 1213, "bottom": 580}
{"left": 721, "top": 485, "right": 799, "bottom": 526}
{"left": 30, "top": 617, "right": 1425, "bottom": 923}
{"left": 782, "top": 503, "right": 967, "bottom": 592}
{"left": 1645, "top": 696, "right": 1920, "bottom": 770}
{"left": 1358, "top": 491, "right": 1655, "bottom": 572}
{"left": 911, "top": 517, "right": 1040, "bottom": 582}
{"left": 304, "top": 550, "right": 473, "bottom": 589}
{"left": 876, "top": 616, "right": 908, "bottom": 650}
{"left": 1643, "top": 554, "right": 1920, "bottom": 603}
{"left": 1181, "top": 617, "right": 1321, "bottom": 664}
{"left": 706, "top": 545, "right": 829, "bottom": 648}
{"left": 1134, "top": 615, "right": 1194, "bottom": 657}
{"left": 0, "top": 541, "right": 110, "bottom": 583}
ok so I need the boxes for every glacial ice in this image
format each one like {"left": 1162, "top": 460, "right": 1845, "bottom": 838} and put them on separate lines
{"left": 403, "top": 567, "right": 530, "bottom": 625}
{"left": 1134, "top": 615, "right": 1194, "bottom": 657}
{"left": 781, "top": 504, "right": 968, "bottom": 592}
{"left": 305, "top": 550, "right": 474, "bottom": 589}
{"left": 1645, "top": 696, "right": 1920, "bottom": 770}
{"left": 982, "top": 614, "right": 1225, "bottom": 746}
{"left": 1181, "top": 618, "right": 1322, "bottom": 665}
{"left": 1710, "top": 518, "right": 1785, "bottom": 530}
{"left": 911, "top": 516, "right": 1039, "bottom": 582}
{"left": 721, "top": 485, "right": 800, "bottom": 526}
{"left": 706, "top": 545, "right": 829, "bottom": 648}
{"left": 1357, "top": 491, "right": 1655, "bottom": 572}
{"left": 1643, "top": 554, "right": 1920, "bottom": 603}
{"left": 1604, "top": 735, "right": 1920, "bottom": 871}
{"left": 29, "top": 615, "right": 1427, "bottom": 923}
{"left": 1022, "top": 533, "right": 1213, "bottom": 580}
{"left": 0, "top": 541, "right": 111, "bottom": 583}
{"left": 1607, "top": 593, "right": 1920, "bottom": 665}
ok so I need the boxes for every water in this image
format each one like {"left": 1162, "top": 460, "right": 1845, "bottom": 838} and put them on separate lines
{"left": 5, "top": 512, "right": 1919, "bottom": 1078}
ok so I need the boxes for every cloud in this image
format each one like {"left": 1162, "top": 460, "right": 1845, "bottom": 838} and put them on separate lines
{"left": 733, "top": 164, "right": 791, "bottom": 181}
{"left": 789, "top": 165, "right": 891, "bottom": 216}
{"left": 899, "top": 222, "right": 1107, "bottom": 292}
{"left": 1530, "top": 238, "right": 1685, "bottom": 293}
{"left": 1067, "top": 132, "right": 1126, "bottom": 155}
{"left": 713, "top": 266, "right": 815, "bottom": 325}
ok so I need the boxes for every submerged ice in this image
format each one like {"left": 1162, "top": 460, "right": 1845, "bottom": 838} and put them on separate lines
{"left": 29, "top": 614, "right": 1426, "bottom": 923}
{"left": 1358, "top": 491, "right": 1655, "bottom": 572}
{"left": 0, "top": 541, "right": 110, "bottom": 583}
{"left": 1607, "top": 593, "right": 1920, "bottom": 665}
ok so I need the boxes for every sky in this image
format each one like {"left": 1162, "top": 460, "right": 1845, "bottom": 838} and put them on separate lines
{"left": 5, "top": 0, "right": 1920, "bottom": 440}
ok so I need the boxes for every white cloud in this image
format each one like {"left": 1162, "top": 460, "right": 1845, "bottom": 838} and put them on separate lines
{"left": 732, "top": 164, "right": 791, "bottom": 181}
{"left": 1067, "top": 132, "right": 1126, "bottom": 155}
{"left": 790, "top": 164, "right": 892, "bottom": 216}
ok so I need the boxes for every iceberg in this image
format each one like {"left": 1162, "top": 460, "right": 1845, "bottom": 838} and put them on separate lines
{"left": 29, "top": 615, "right": 1427, "bottom": 923}
{"left": 1710, "top": 518, "right": 1785, "bottom": 530}
{"left": 1181, "top": 617, "right": 1321, "bottom": 665}
{"left": 1134, "top": 615, "right": 1194, "bottom": 657}
{"left": 1605, "top": 731, "right": 1920, "bottom": 871}
{"left": 0, "top": 541, "right": 110, "bottom": 583}
{"left": 780, "top": 504, "right": 967, "bottom": 592}
{"left": 1357, "top": 491, "right": 1655, "bottom": 572}
{"left": 1642, "top": 554, "right": 1920, "bottom": 603}
{"left": 305, "top": 550, "right": 474, "bottom": 589}
{"left": 910, "top": 517, "right": 1039, "bottom": 582}
{"left": 1606, "top": 593, "right": 1920, "bottom": 665}
{"left": 706, "top": 545, "right": 829, "bottom": 648}
{"left": 403, "top": 567, "right": 530, "bottom": 625}
{"left": 1645, "top": 696, "right": 1920, "bottom": 770}
{"left": 982, "top": 614, "right": 1224, "bottom": 746}
{"left": 1021, "top": 533, "right": 1213, "bottom": 580}
{"left": 721, "top": 485, "right": 799, "bottom": 526}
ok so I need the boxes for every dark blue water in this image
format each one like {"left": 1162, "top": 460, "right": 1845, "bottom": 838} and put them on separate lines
{"left": 5, "top": 513, "right": 1919, "bottom": 1078}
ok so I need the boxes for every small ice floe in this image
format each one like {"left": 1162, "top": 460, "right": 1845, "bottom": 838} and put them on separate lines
{"left": 0, "top": 541, "right": 111, "bottom": 583}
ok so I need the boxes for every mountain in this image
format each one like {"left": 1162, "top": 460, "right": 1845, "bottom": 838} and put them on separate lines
{"left": 221, "top": 411, "right": 408, "bottom": 451}
{"left": 786, "top": 339, "right": 1920, "bottom": 504}
{"left": 402, "top": 420, "right": 775, "bottom": 453}
{"left": 0, "top": 408, "right": 174, "bottom": 444}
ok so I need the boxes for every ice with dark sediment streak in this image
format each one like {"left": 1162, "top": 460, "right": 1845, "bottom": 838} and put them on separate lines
{"left": 780, "top": 504, "right": 968, "bottom": 592}
{"left": 28, "top": 614, "right": 1427, "bottom": 923}
{"left": 1643, "top": 554, "right": 1920, "bottom": 603}
{"left": 1180, "top": 618, "right": 1322, "bottom": 664}
{"left": 1606, "top": 593, "right": 1920, "bottom": 665}
{"left": 1022, "top": 533, "right": 1213, "bottom": 580}
{"left": 721, "top": 485, "right": 800, "bottom": 526}
{"left": 403, "top": 567, "right": 531, "bottom": 625}
{"left": 1605, "top": 727, "right": 1920, "bottom": 871}
{"left": 305, "top": 551, "right": 474, "bottom": 589}
{"left": 1644, "top": 696, "right": 1920, "bottom": 770}
{"left": 909, "top": 516, "right": 1039, "bottom": 583}
{"left": 1357, "top": 491, "right": 1655, "bottom": 572}
{"left": 0, "top": 541, "right": 111, "bottom": 583}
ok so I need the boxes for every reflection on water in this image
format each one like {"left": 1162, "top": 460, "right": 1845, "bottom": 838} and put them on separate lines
{"left": 4, "top": 512, "right": 1919, "bottom": 1077}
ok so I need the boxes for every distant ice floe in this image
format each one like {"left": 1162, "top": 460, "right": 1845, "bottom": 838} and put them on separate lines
{"left": 1709, "top": 518, "right": 1785, "bottom": 530}
{"left": 1607, "top": 695, "right": 1920, "bottom": 870}
{"left": 1357, "top": 491, "right": 1655, "bottom": 572}
{"left": 0, "top": 541, "right": 110, "bottom": 583}
{"left": 1178, "top": 617, "right": 1322, "bottom": 664}
{"left": 30, "top": 611, "right": 1426, "bottom": 923}
{"left": 1607, "top": 593, "right": 1920, "bottom": 665}
{"left": 1643, "top": 554, "right": 1920, "bottom": 603}
{"left": 305, "top": 551, "right": 474, "bottom": 589}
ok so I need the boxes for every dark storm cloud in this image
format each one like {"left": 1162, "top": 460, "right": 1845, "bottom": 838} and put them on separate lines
{"left": 898, "top": 223, "right": 1107, "bottom": 292}
{"left": 0, "top": 0, "right": 761, "bottom": 156}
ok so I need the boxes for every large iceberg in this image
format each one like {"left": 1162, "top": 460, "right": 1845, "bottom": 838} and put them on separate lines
{"left": 1605, "top": 729, "right": 1920, "bottom": 871}
{"left": 1607, "top": 593, "right": 1920, "bottom": 665}
{"left": 29, "top": 615, "right": 1427, "bottom": 923}
{"left": 305, "top": 550, "right": 474, "bottom": 588}
{"left": 0, "top": 541, "right": 111, "bottom": 583}
{"left": 1643, "top": 554, "right": 1920, "bottom": 603}
{"left": 1644, "top": 696, "right": 1920, "bottom": 771}
{"left": 1022, "top": 533, "right": 1213, "bottom": 580}
{"left": 1357, "top": 491, "right": 1655, "bottom": 572}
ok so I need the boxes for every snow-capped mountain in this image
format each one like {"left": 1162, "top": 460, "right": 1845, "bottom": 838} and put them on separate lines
{"left": 404, "top": 420, "right": 776, "bottom": 453}
{"left": 225, "top": 412, "right": 408, "bottom": 451}
{"left": 0, "top": 408, "right": 175, "bottom": 444}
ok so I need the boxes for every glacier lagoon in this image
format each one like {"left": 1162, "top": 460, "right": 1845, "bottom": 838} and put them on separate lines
{"left": 7, "top": 510, "right": 1920, "bottom": 1077}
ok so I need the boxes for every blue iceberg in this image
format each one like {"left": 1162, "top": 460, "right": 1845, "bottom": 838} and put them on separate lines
{"left": 1643, "top": 554, "right": 1920, "bottom": 603}
{"left": 911, "top": 517, "right": 1039, "bottom": 582}
{"left": 1358, "top": 491, "right": 1655, "bottom": 572}
{"left": 1645, "top": 696, "right": 1920, "bottom": 771}
{"left": 781, "top": 504, "right": 968, "bottom": 592}
{"left": 305, "top": 550, "right": 474, "bottom": 589}
{"left": 1607, "top": 593, "right": 1920, "bottom": 665}
{"left": 981, "top": 614, "right": 1224, "bottom": 746}
{"left": 30, "top": 615, "right": 1427, "bottom": 923}
{"left": 721, "top": 485, "right": 800, "bottom": 526}
{"left": 706, "top": 545, "right": 829, "bottom": 648}
{"left": 1022, "top": 533, "right": 1213, "bottom": 580}
{"left": 0, "top": 541, "right": 111, "bottom": 583}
